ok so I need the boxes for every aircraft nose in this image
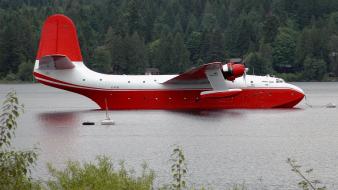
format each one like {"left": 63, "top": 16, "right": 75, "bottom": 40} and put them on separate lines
{"left": 291, "top": 84, "right": 305, "bottom": 96}
{"left": 289, "top": 84, "right": 305, "bottom": 101}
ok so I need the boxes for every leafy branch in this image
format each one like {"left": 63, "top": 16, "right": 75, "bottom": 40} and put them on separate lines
{"left": 287, "top": 158, "right": 326, "bottom": 190}
{"left": 170, "top": 145, "right": 188, "bottom": 190}
{"left": 0, "top": 90, "right": 39, "bottom": 189}
{"left": 0, "top": 90, "right": 24, "bottom": 148}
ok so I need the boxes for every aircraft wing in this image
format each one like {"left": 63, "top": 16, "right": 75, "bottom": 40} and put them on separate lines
{"left": 162, "top": 62, "right": 243, "bottom": 98}
{"left": 162, "top": 62, "right": 224, "bottom": 86}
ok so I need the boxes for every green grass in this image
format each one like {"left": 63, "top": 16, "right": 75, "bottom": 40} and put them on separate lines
{"left": 46, "top": 156, "right": 154, "bottom": 190}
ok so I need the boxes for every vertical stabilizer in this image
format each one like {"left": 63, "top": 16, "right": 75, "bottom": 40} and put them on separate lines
{"left": 36, "top": 14, "right": 83, "bottom": 62}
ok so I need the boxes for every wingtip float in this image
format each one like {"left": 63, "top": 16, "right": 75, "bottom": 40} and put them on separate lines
{"left": 33, "top": 14, "right": 305, "bottom": 110}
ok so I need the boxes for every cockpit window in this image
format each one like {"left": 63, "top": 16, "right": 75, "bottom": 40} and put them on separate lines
{"left": 276, "top": 79, "right": 284, "bottom": 83}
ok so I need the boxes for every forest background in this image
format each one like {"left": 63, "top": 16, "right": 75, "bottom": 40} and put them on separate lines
{"left": 1, "top": 0, "right": 338, "bottom": 82}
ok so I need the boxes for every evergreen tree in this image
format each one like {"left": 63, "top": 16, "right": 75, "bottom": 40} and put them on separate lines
{"left": 125, "top": 32, "right": 147, "bottom": 74}
{"left": 303, "top": 56, "right": 327, "bottom": 80}
{"left": 0, "top": 15, "right": 24, "bottom": 76}
{"left": 201, "top": 0, "right": 218, "bottom": 31}
{"left": 172, "top": 33, "right": 190, "bottom": 72}
{"left": 205, "top": 31, "right": 225, "bottom": 62}
{"left": 187, "top": 32, "right": 202, "bottom": 65}
{"left": 245, "top": 52, "right": 271, "bottom": 75}
{"left": 272, "top": 27, "right": 298, "bottom": 72}
{"left": 295, "top": 25, "right": 329, "bottom": 72}
{"left": 328, "top": 12, "right": 338, "bottom": 35}
{"left": 92, "top": 47, "right": 112, "bottom": 73}
{"left": 262, "top": 15, "right": 279, "bottom": 43}
{"left": 225, "top": 12, "right": 257, "bottom": 57}
{"left": 328, "top": 35, "right": 338, "bottom": 75}
{"left": 124, "top": 0, "right": 142, "bottom": 35}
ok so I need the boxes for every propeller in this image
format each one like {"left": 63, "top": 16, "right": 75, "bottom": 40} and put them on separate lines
{"left": 223, "top": 58, "right": 247, "bottom": 82}
{"left": 243, "top": 68, "right": 249, "bottom": 85}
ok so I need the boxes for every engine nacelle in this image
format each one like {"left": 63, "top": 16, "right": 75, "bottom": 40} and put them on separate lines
{"left": 222, "top": 63, "right": 245, "bottom": 81}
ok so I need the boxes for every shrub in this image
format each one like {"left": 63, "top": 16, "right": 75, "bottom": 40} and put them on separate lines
{"left": 0, "top": 91, "right": 40, "bottom": 189}
{"left": 46, "top": 156, "right": 155, "bottom": 190}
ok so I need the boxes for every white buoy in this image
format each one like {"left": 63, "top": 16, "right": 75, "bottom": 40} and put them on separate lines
{"left": 101, "top": 98, "right": 114, "bottom": 125}
{"left": 101, "top": 119, "right": 115, "bottom": 125}
{"left": 326, "top": 102, "right": 336, "bottom": 108}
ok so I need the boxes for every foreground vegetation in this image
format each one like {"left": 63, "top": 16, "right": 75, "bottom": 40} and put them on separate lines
{"left": 0, "top": 92, "right": 329, "bottom": 189}
{"left": 46, "top": 158, "right": 154, "bottom": 190}
{"left": 1, "top": 0, "right": 338, "bottom": 82}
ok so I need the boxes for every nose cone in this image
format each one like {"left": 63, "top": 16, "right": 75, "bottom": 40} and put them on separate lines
{"left": 282, "top": 83, "right": 305, "bottom": 108}
{"left": 290, "top": 84, "right": 305, "bottom": 96}
{"left": 232, "top": 64, "right": 245, "bottom": 77}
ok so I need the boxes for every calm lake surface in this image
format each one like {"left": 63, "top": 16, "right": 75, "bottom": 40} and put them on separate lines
{"left": 1, "top": 83, "right": 338, "bottom": 189}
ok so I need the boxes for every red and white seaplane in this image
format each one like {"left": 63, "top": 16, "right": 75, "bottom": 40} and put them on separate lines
{"left": 33, "top": 14, "right": 305, "bottom": 110}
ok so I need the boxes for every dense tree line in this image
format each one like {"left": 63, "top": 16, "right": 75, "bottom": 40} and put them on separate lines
{"left": 1, "top": 0, "right": 338, "bottom": 81}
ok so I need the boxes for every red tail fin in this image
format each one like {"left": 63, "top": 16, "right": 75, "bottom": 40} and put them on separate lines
{"left": 36, "top": 14, "right": 83, "bottom": 62}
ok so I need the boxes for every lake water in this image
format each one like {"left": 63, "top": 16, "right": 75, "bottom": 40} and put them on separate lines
{"left": 1, "top": 83, "right": 338, "bottom": 190}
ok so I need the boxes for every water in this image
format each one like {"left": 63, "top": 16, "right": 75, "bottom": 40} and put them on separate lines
{"left": 1, "top": 83, "right": 338, "bottom": 190}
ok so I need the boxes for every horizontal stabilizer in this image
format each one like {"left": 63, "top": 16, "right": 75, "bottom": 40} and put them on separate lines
{"left": 200, "top": 89, "right": 242, "bottom": 99}
{"left": 38, "top": 55, "right": 75, "bottom": 70}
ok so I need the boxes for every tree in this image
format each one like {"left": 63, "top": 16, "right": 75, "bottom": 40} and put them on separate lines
{"left": 185, "top": 14, "right": 198, "bottom": 34}
{"left": 172, "top": 33, "right": 190, "bottom": 72}
{"left": 262, "top": 15, "right": 279, "bottom": 43}
{"left": 328, "top": 35, "right": 338, "bottom": 76}
{"left": 92, "top": 47, "right": 112, "bottom": 73}
{"left": 0, "top": 15, "right": 24, "bottom": 77}
{"left": 186, "top": 31, "right": 202, "bottom": 65}
{"left": 17, "top": 61, "right": 33, "bottom": 81}
{"left": 104, "top": 27, "right": 128, "bottom": 74}
{"left": 259, "top": 42, "right": 273, "bottom": 69}
{"left": 157, "top": 33, "right": 175, "bottom": 73}
{"left": 225, "top": 12, "right": 259, "bottom": 57}
{"left": 245, "top": 52, "right": 271, "bottom": 75}
{"left": 201, "top": 0, "right": 218, "bottom": 31}
{"left": 204, "top": 31, "right": 225, "bottom": 62}
{"left": 303, "top": 56, "right": 327, "bottom": 81}
{"left": 328, "top": 12, "right": 338, "bottom": 35}
{"left": 125, "top": 32, "right": 147, "bottom": 74}
{"left": 295, "top": 25, "right": 329, "bottom": 73}
{"left": 272, "top": 27, "right": 298, "bottom": 72}
{"left": 124, "top": 0, "right": 142, "bottom": 35}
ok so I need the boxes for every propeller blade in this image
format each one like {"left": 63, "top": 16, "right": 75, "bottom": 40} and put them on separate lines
{"left": 243, "top": 68, "right": 249, "bottom": 85}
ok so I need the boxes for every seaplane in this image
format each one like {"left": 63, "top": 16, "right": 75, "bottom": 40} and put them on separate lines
{"left": 33, "top": 14, "right": 305, "bottom": 110}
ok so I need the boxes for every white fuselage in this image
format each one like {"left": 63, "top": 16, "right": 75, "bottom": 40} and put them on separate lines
{"left": 34, "top": 61, "right": 304, "bottom": 94}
